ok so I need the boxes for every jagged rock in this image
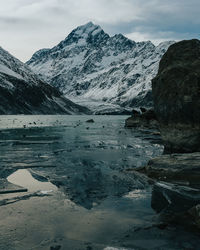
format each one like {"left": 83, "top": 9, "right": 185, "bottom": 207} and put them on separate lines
{"left": 125, "top": 109, "right": 158, "bottom": 129}
{"left": 0, "top": 46, "right": 90, "bottom": 115}
{"left": 152, "top": 39, "right": 200, "bottom": 153}
{"left": 27, "top": 22, "right": 174, "bottom": 113}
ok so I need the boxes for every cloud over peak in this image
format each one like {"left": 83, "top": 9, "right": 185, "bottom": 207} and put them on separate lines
{"left": 0, "top": 0, "right": 199, "bottom": 61}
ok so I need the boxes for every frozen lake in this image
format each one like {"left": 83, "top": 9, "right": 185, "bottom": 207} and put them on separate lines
{"left": 0, "top": 115, "right": 199, "bottom": 249}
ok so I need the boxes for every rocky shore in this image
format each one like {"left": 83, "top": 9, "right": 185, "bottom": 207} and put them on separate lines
{"left": 150, "top": 40, "right": 200, "bottom": 232}
{"left": 128, "top": 39, "right": 200, "bottom": 232}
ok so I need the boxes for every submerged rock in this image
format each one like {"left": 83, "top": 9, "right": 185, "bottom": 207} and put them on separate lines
{"left": 152, "top": 39, "right": 200, "bottom": 153}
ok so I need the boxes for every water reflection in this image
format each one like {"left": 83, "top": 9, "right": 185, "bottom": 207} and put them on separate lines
{"left": 8, "top": 169, "right": 57, "bottom": 193}
{"left": 0, "top": 115, "right": 163, "bottom": 209}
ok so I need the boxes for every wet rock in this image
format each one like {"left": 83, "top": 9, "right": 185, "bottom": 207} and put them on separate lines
{"left": 125, "top": 109, "right": 158, "bottom": 129}
{"left": 86, "top": 119, "right": 94, "bottom": 123}
{"left": 152, "top": 39, "right": 200, "bottom": 153}
{"left": 151, "top": 182, "right": 200, "bottom": 231}
{"left": 151, "top": 182, "right": 200, "bottom": 213}
{"left": 138, "top": 152, "right": 200, "bottom": 188}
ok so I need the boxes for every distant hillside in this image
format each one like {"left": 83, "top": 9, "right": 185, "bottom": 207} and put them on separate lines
{"left": 0, "top": 46, "right": 90, "bottom": 115}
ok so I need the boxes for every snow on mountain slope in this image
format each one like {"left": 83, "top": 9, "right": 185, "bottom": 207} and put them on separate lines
{"left": 27, "top": 22, "right": 175, "bottom": 113}
{"left": 0, "top": 46, "right": 90, "bottom": 115}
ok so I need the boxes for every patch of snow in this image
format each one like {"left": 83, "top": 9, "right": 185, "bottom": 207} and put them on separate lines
{"left": 0, "top": 63, "right": 24, "bottom": 80}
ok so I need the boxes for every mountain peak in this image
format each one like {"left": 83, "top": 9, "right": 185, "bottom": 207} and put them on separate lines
{"left": 54, "top": 21, "right": 109, "bottom": 49}
{"left": 27, "top": 23, "right": 174, "bottom": 112}
{"left": 72, "top": 21, "right": 103, "bottom": 38}
{"left": 79, "top": 21, "right": 97, "bottom": 29}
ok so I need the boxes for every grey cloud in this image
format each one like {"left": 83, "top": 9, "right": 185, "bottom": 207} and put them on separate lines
{"left": 0, "top": 0, "right": 199, "bottom": 61}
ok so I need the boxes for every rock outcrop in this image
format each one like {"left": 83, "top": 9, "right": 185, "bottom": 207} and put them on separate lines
{"left": 152, "top": 39, "right": 200, "bottom": 153}
{"left": 125, "top": 108, "right": 159, "bottom": 129}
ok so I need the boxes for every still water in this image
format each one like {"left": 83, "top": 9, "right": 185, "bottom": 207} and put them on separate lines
{"left": 0, "top": 115, "right": 163, "bottom": 208}
{"left": 0, "top": 115, "right": 198, "bottom": 249}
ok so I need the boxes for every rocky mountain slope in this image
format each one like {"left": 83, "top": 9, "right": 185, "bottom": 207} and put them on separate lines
{"left": 0, "top": 46, "right": 90, "bottom": 114}
{"left": 27, "top": 22, "right": 174, "bottom": 113}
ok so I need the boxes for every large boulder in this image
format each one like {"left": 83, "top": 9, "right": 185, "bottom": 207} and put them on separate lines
{"left": 152, "top": 39, "right": 200, "bottom": 153}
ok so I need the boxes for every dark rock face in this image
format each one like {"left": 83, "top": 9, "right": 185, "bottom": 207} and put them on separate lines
{"left": 125, "top": 109, "right": 158, "bottom": 129}
{"left": 152, "top": 39, "right": 200, "bottom": 153}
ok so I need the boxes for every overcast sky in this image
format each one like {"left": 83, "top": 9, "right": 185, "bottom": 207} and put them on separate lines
{"left": 0, "top": 0, "right": 199, "bottom": 62}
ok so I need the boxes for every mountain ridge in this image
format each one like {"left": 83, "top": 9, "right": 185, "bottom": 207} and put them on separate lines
{"left": 27, "top": 22, "right": 175, "bottom": 113}
{"left": 0, "top": 46, "right": 90, "bottom": 115}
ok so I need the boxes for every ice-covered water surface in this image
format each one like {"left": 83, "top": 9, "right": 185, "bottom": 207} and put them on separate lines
{"left": 1, "top": 116, "right": 198, "bottom": 249}
{"left": 0, "top": 115, "right": 163, "bottom": 208}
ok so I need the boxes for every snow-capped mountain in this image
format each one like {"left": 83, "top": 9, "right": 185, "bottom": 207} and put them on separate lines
{"left": 27, "top": 22, "right": 174, "bottom": 113}
{"left": 0, "top": 46, "right": 90, "bottom": 114}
